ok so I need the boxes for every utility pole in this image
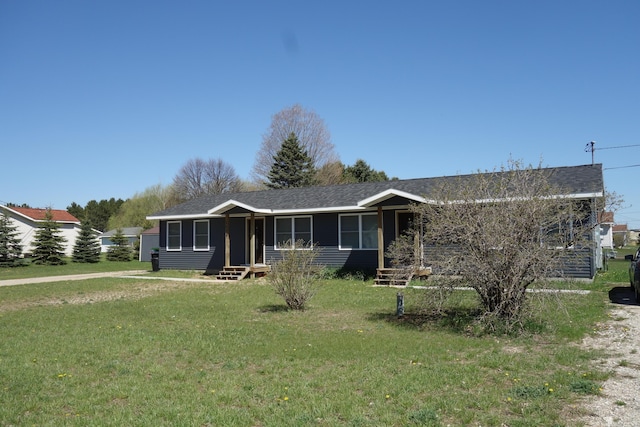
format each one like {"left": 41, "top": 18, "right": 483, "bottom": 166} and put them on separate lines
{"left": 584, "top": 141, "right": 596, "bottom": 165}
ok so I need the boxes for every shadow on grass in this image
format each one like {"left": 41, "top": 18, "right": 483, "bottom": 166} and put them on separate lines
{"left": 368, "top": 308, "right": 550, "bottom": 336}
{"left": 608, "top": 286, "right": 639, "bottom": 306}
{"left": 257, "top": 304, "right": 291, "bottom": 313}
{"left": 367, "top": 308, "right": 481, "bottom": 334}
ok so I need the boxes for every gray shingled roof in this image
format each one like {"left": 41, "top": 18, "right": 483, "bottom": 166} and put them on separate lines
{"left": 148, "top": 164, "right": 604, "bottom": 219}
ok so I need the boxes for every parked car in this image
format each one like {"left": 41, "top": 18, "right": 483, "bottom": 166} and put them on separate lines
{"left": 624, "top": 248, "right": 640, "bottom": 302}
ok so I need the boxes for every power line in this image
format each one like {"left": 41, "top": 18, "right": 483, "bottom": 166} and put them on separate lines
{"left": 596, "top": 144, "right": 640, "bottom": 151}
{"left": 584, "top": 141, "right": 640, "bottom": 166}
{"left": 604, "top": 164, "right": 640, "bottom": 170}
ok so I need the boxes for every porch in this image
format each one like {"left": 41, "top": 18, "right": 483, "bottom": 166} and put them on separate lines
{"left": 216, "top": 264, "right": 271, "bottom": 281}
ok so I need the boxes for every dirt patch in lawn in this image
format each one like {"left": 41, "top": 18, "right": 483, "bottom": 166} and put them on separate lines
{"left": 0, "top": 280, "right": 195, "bottom": 313}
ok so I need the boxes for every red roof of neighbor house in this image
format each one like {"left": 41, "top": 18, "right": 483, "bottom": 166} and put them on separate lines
{"left": 141, "top": 226, "right": 159, "bottom": 235}
{"left": 599, "top": 211, "right": 614, "bottom": 223}
{"left": 9, "top": 207, "right": 80, "bottom": 223}
{"left": 613, "top": 224, "right": 628, "bottom": 233}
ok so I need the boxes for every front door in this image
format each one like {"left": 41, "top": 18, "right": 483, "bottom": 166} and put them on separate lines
{"left": 246, "top": 217, "right": 265, "bottom": 264}
{"left": 396, "top": 211, "right": 423, "bottom": 265}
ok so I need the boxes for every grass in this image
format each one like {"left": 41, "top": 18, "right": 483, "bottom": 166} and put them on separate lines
{"left": 0, "top": 266, "right": 617, "bottom": 427}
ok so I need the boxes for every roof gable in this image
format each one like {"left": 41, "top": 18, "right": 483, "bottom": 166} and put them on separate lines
{"left": 3, "top": 206, "right": 80, "bottom": 223}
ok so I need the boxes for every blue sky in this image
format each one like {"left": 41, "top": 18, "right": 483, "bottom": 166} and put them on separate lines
{"left": 2, "top": 1, "right": 639, "bottom": 227}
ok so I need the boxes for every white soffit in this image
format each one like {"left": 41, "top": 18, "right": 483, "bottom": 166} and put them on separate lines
{"left": 207, "top": 200, "right": 272, "bottom": 215}
{"left": 358, "top": 189, "right": 428, "bottom": 207}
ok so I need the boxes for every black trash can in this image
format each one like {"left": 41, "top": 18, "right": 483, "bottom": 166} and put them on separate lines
{"left": 151, "top": 252, "right": 160, "bottom": 272}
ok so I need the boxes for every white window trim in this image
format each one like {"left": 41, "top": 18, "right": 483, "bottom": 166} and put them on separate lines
{"left": 167, "top": 221, "right": 182, "bottom": 252}
{"left": 193, "top": 219, "right": 210, "bottom": 251}
{"left": 339, "top": 213, "right": 379, "bottom": 250}
{"left": 274, "top": 215, "right": 313, "bottom": 250}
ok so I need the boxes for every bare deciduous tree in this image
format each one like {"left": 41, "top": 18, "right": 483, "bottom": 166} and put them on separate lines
{"left": 251, "top": 104, "right": 338, "bottom": 186}
{"left": 268, "top": 240, "right": 323, "bottom": 311}
{"left": 172, "top": 157, "right": 243, "bottom": 201}
{"left": 315, "top": 161, "right": 345, "bottom": 186}
{"left": 108, "top": 184, "right": 179, "bottom": 231}
{"left": 387, "top": 160, "right": 598, "bottom": 331}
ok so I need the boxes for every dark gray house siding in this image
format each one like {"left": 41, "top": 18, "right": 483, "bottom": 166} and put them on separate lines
{"left": 139, "top": 230, "right": 159, "bottom": 262}
{"left": 148, "top": 164, "right": 605, "bottom": 279}
{"left": 422, "top": 245, "right": 595, "bottom": 279}
{"left": 159, "top": 217, "right": 249, "bottom": 272}
{"left": 262, "top": 213, "right": 378, "bottom": 269}
{"left": 157, "top": 208, "right": 598, "bottom": 278}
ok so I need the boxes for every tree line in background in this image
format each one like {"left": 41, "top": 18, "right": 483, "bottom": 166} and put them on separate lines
{"left": 1, "top": 104, "right": 391, "bottom": 267}
{"left": 62, "top": 104, "right": 392, "bottom": 232}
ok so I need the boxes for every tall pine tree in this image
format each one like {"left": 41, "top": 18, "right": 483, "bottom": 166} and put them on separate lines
{"left": 0, "top": 211, "right": 25, "bottom": 267}
{"left": 72, "top": 220, "right": 101, "bottom": 263}
{"left": 31, "top": 208, "right": 67, "bottom": 265}
{"left": 106, "top": 228, "right": 133, "bottom": 261}
{"left": 266, "top": 132, "right": 316, "bottom": 189}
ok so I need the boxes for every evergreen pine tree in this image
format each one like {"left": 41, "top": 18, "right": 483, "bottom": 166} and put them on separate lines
{"left": 343, "top": 159, "right": 390, "bottom": 183}
{"left": 266, "top": 132, "right": 316, "bottom": 189}
{"left": 31, "top": 209, "right": 67, "bottom": 265}
{"left": 0, "top": 211, "right": 25, "bottom": 267}
{"left": 106, "top": 228, "right": 133, "bottom": 261}
{"left": 72, "top": 221, "right": 101, "bottom": 263}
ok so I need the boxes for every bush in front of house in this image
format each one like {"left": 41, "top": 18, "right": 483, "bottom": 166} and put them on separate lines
{"left": 267, "top": 240, "right": 322, "bottom": 310}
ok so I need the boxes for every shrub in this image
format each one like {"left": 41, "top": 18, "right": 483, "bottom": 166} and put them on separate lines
{"left": 268, "top": 240, "right": 322, "bottom": 310}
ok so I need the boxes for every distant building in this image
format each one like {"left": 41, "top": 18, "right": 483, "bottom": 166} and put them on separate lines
{"left": 0, "top": 205, "right": 83, "bottom": 257}
{"left": 99, "top": 227, "right": 143, "bottom": 253}
{"left": 599, "top": 211, "right": 614, "bottom": 249}
{"left": 613, "top": 224, "right": 628, "bottom": 247}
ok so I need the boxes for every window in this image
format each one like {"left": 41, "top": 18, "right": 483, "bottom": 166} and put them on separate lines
{"left": 193, "top": 220, "right": 209, "bottom": 251}
{"left": 339, "top": 213, "right": 378, "bottom": 250}
{"left": 275, "top": 216, "right": 312, "bottom": 249}
{"left": 167, "top": 221, "right": 181, "bottom": 251}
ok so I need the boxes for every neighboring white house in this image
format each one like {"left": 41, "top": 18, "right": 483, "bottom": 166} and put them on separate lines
{"left": 599, "top": 211, "right": 614, "bottom": 249}
{"left": 0, "top": 205, "right": 82, "bottom": 257}
{"left": 99, "top": 227, "right": 143, "bottom": 253}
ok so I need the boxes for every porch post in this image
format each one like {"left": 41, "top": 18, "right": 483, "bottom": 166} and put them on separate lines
{"left": 250, "top": 213, "right": 256, "bottom": 278}
{"left": 377, "top": 206, "right": 384, "bottom": 269}
{"left": 225, "top": 214, "right": 230, "bottom": 267}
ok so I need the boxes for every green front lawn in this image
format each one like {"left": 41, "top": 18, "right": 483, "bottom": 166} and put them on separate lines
{"left": 0, "top": 271, "right": 614, "bottom": 426}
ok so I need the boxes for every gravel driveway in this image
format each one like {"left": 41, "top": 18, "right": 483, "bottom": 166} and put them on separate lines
{"left": 578, "top": 285, "right": 640, "bottom": 426}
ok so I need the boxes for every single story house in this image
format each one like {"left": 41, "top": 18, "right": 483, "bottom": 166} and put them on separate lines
{"left": 0, "top": 205, "right": 82, "bottom": 257}
{"left": 147, "top": 164, "right": 605, "bottom": 280}
{"left": 139, "top": 226, "right": 160, "bottom": 262}
{"left": 99, "top": 227, "right": 143, "bottom": 253}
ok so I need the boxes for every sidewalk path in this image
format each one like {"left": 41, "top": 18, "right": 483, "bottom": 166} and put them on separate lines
{"left": 0, "top": 270, "right": 149, "bottom": 287}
